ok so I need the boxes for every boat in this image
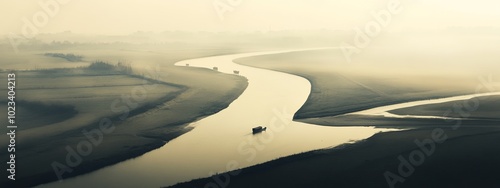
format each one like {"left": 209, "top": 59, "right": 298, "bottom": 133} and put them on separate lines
{"left": 233, "top": 70, "right": 240, "bottom": 74}
{"left": 252, "top": 126, "right": 267, "bottom": 134}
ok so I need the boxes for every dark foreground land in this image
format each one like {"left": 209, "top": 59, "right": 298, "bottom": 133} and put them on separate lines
{"left": 170, "top": 127, "right": 500, "bottom": 188}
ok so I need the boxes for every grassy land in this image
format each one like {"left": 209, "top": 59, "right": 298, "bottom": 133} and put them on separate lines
{"left": 235, "top": 49, "right": 495, "bottom": 126}
{"left": 0, "top": 48, "right": 250, "bottom": 187}
{"left": 0, "top": 100, "right": 77, "bottom": 130}
{"left": 44, "top": 53, "right": 83, "bottom": 62}
{"left": 193, "top": 49, "right": 500, "bottom": 188}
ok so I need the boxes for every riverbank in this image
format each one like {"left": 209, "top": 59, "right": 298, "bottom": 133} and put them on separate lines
{"left": 234, "top": 49, "right": 491, "bottom": 126}
{"left": 204, "top": 49, "right": 500, "bottom": 188}
{"left": 0, "top": 50, "right": 249, "bottom": 187}
{"left": 33, "top": 49, "right": 393, "bottom": 188}
{"left": 170, "top": 126, "right": 500, "bottom": 188}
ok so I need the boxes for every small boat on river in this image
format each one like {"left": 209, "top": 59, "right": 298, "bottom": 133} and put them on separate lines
{"left": 252, "top": 126, "right": 267, "bottom": 134}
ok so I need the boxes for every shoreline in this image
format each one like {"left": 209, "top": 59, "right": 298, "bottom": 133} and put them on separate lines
{"left": 169, "top": 126, "right": 500, "bottom": 188}
{"left": 40, "top": 48, "right": 388, "bottom": 188}
{"left": 233, "top": 50, "right": 489, "bottom": 123}
{"left": 0, "top": 67, "right": 249, "bottom": 187}
{"left": 7, "top": 49, "right": 497, "bottom": 187}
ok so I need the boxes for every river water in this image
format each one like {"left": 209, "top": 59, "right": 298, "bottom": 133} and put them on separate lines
{"left": 350, "top": 91, "right": 500, "bottom": 119}
{"left": 39, "top": 50, "right": 393, "bottom": 188}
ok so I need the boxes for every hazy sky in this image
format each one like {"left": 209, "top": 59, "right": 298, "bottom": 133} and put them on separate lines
{"left": 2, "top": 0, "right": 500, "bottom": 35}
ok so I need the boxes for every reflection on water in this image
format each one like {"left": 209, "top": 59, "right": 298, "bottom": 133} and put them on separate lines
{"left": 40, "top": 50, "right": 392, "bottom": 188}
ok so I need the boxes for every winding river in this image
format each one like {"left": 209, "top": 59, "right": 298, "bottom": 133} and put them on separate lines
{"left": 39, "top": 49, "right": 389, "bottom": 188}
{"left": 39, "top": 49, "right": 499, "bottom": 188}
